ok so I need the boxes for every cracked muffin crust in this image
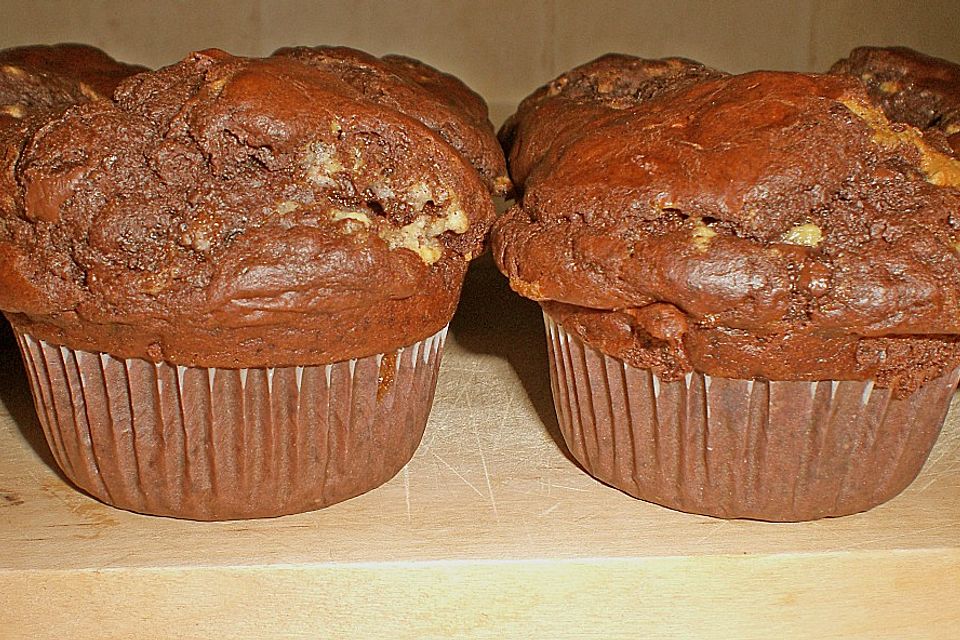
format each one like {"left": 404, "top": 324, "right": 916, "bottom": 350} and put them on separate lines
{"left": 493, "top": 56, "right": 960, "bottom": 393}
{"left": 831, "top": 46, "right": 960, "bottom": 155}
{"left": 273, "top": 45, "right": 508, "bottom": 196}
{"left": 0, "top": 48, "right": 506, "bottom": 368}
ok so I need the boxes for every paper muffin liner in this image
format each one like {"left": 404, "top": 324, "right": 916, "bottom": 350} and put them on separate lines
{"left": 14, "top": 326, "right": 447, "bottom": 520}
{"left": 544, "top": 313, "right": 959, "bottom": 521}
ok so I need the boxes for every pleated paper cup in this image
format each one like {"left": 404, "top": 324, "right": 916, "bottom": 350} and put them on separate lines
{"left": 544, "top": 313, "right": 959, "bottom": 521}
{"left": 14, "top": 326, "right": 448, "bottom": 520}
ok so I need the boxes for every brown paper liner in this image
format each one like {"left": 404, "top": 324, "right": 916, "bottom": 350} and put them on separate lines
{"left": 14, "top": 327, "right": 447, "bottom": 520}
{"left": 544, "top": 313, "right": 959, "bottom": 521}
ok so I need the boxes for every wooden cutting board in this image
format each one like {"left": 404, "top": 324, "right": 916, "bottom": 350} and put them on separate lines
{"left": 2, "top": 254, "right": 959, "bottom": 639}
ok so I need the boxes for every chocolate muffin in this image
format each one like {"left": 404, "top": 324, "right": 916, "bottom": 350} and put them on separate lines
{"left": 831, "top": 46, "right": 960, "bottom": 154}
{"left": 0, "top": 48, "right": 506, "bottom": 519}
{"left": 493, "top": 55, "right": 960, "bottom": 521}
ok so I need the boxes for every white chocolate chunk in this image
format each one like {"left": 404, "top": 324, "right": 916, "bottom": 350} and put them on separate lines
{"left": 302, "top": 142, "right": 342, "bottom": 187}
{"left": 405, "top": 182, "right": 435, "bottom": 210}
{"left": 782, "top": 223, "right": 823, "bottom": 247}
{"left": 691, "top": 221, "right": 716, "bottom": 251}
{"left": 378, "top": 206, "right": 470, "bottom": 265}
{"left": 0, "top": 104, "right": 25, "bottom": 118}
{"left": 275, "top": 200, "right": 299, "bottom": 215}
{"left": 330, "top": 209, "right": 372, "bottom": 225}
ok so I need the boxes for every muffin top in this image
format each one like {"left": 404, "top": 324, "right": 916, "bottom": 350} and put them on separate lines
{"left": 0, "top": 44, "right": 146, "bottom": 125}
{"left": 494, "top": 59, "right": 960, "bottom": 388}
{"left": 273, "top": 46, "right": 508, "bottom": 196}
{"left": 0, "top": 48, "right": 504, "bottom": 367}
{"left": 500, "top": 54, "right": 726, "bottom": 190}
{"left": 831, "top": 46, "right": 960, "bottom": 154}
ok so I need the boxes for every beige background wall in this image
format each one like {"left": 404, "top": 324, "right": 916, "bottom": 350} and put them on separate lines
{"left": 0, "top": 0, "right": 957, "bottom": 112}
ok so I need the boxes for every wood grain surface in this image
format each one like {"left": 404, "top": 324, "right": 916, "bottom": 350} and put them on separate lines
{"left": 2, "top": 254, "right": 959, "bottom": 639}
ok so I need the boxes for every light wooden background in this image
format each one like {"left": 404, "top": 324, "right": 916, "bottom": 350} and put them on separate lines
{"left": 0, "top": 0, "right": 956, "bottom": 110}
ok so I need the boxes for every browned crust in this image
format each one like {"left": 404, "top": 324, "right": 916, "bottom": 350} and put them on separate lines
{"left": 494, "top": 57, "right": 960, "bottom": 390}
{"left": 0, "top": 49, "right": 503, "bottom": 367}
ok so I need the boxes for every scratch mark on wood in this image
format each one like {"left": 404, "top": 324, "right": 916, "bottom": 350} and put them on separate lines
{"left": 540, "top": 503, "right": 560, "bottom": 517}
{"left": 429, "top": 450, "right": 484, "bottom": 498}
{"left": 549, "top": 482, "right": 589, "bottom": 493}
{"left": 403, "top": 466, "right": 412, "bottom": 523}
{"left": 691, "top": 520, "right": 729, "bottom": 546}
{"left": 476, "top": 420, "right": 499, "bottom": 521}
